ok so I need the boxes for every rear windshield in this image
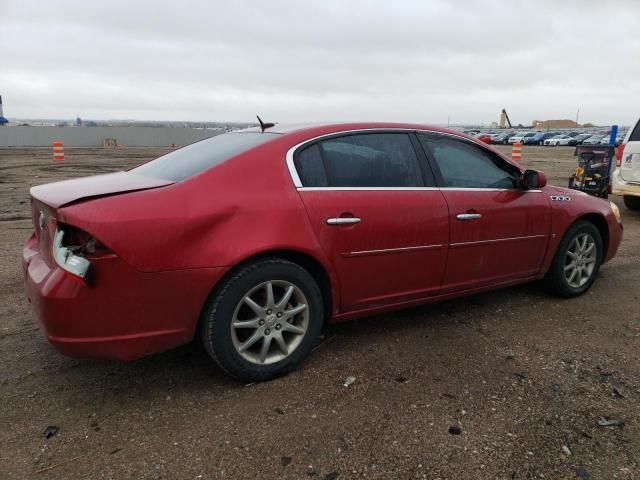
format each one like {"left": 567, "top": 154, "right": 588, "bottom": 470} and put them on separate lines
{"left": 131, "top": 132, "right": 278, "bottom": 181}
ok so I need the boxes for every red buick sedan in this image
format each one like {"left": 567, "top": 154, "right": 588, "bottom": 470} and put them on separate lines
{"left": 23, "top": 123, "right": 623, "bottom": 381}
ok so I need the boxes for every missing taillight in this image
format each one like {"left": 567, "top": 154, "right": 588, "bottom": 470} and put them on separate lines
{"left": 57, "top": 224, "right": 111, "bottom": 258}
{"left": 53, "top": 228, "right": 93, "bottom": 283}
{"left": 53, "top": 224, "right": 112, "bottom": 284}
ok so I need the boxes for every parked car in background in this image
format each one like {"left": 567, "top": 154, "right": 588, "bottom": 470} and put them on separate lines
{"left": 544, "top": 135, "right": 573, "bottom": 146}
{"left": 612, "top": 118, "right": 640, "bottom": 210}
{"left": 597, "top": 135, "right": 623, "bottom": 147}
{"left": 477, "top": 134, "right": 494, "bottom": 144}
{"left": 492, "top": 132, "right": 513, "bottom": 145}
{"left": 526, "top": 132, "right": 557, "bottom": 145}
{"left": 583, "top": 135, "right": 605, "bottom": 145}
{"left": 21, "top": 122, "right": 624, "bottom": 381}
{"left": 540, "top": 132, "right": 559, "bottom": 144}
{"left": 524, "top": 133, "right": 543, "bottom": 145}
{"left": 568, "top": 133, "right": 592, "bottom": 146}
{"left": 508, "top": 132, "right": 526, "bottom": 144}
{"left": 509, "top": 132, "right": 537, "bottom": 144}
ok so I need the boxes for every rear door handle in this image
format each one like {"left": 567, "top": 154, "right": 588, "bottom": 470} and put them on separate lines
{"left": 456, "top": 213, "right": 482, "bottom": 221}
{"left": 326, "top": 217, "right": 361, "bottom": 225}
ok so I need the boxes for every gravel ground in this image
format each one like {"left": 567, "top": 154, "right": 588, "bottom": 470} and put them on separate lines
{"left": 0, "top": 145, "right": 638, "bottom": 480}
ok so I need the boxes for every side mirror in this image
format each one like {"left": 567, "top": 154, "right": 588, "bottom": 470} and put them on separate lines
{"left": 523, "top": 169, "right": 547, "bottom": 189}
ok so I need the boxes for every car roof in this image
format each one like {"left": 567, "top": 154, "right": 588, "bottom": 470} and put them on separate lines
{"left": 235, "top": 122, "right": 519, "bottom": 169}
{"left": 240, "top": 122, "right": 469, "bottom": 138}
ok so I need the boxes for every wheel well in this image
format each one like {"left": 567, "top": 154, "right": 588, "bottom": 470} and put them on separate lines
{"left": 199, "top": 250, "right": 334, "bottom": 331}
{"left": 576, "top": 213, "right": 609, "bottom": 255}
{"left": 263, "top": 250, "right": 333, "bottom": 322}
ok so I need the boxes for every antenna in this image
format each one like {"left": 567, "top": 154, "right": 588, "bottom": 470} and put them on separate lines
{"left": 256, "top": 115, "right": 275, "bottom": 133}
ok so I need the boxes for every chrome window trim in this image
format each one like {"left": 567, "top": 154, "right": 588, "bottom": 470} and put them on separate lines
{"left": 297, "top": 186, "right": 541, "bottom": 193}
{"left": 440, "top": 188, "right": 542, "bottom": 193}
{"left": 285, "top": 127, "right": 473, "bottom": 189}
{"left": 285, "top": 127, "right": 532, "bottom": 192}
{"left": 297, "top": 186, "right": 440, "bottom": 192}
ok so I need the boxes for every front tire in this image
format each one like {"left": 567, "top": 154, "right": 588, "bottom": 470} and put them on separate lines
{"left": 543, "top": 221, "right": 602, "bottom": 298}
{"left": 623, "top": 195, "right": 640, "bottom": 211}
{"left": 200, "top": 258, "right": 324, "bottom": 381}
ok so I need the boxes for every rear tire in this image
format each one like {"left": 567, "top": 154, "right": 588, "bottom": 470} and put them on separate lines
{"left": 623, "top": 195, "right": 640, "bottom": 211}
{"left": 200, "top": 258, "right": 324, "bottom": 382}
{"left": 543, "top": 221, "right": 603, "bottom": 298}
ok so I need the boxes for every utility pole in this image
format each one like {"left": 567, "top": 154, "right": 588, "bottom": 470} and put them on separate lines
{"left": 576, "top": 108, "right": 580, "bottom": 126}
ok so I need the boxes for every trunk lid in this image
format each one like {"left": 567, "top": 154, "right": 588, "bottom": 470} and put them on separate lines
{"left": 30, "top": 171, "right": 174, "bottom": 209}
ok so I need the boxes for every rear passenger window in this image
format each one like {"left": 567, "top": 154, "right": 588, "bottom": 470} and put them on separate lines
{"left": 295, "top": 144, "right": 328, "bottom": 187}
{"left": 295, "top": 133, "right": 424, "bottom": 187}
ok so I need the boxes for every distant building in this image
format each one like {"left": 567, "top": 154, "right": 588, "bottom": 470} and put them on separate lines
{"left": 532, "top": 119, "right": 586, "bottom": 129}
{"left": 0, "top": 96, "right": 8, "bottom": 126}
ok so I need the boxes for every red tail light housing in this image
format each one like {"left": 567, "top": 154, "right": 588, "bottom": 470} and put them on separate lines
{"left": 616, "top": 144, "right": 625, "bottom": 167}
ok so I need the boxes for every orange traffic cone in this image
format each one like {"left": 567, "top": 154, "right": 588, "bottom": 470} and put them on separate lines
{"left": 53, "top": 141, "right": 64, "bottom": 162}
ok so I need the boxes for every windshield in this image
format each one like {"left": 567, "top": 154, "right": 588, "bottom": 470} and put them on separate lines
{"left": 131, "top": 132, "right": 279, "bottom": 181}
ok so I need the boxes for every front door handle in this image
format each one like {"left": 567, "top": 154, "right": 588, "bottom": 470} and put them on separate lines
{"left": 326, "top": 217, "right": 361, "bottom": 226}
{"left": 456, "top": 213, "right": 482, "bottom": 221}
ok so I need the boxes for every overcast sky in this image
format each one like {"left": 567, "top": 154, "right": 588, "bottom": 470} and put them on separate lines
{"left": 1, "top": 0, "right": 639, "bottom": 126}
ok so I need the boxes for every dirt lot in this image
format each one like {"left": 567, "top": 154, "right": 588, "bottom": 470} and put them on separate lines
{"left": 1, "top": 145, "right": 639, "bottom": 480}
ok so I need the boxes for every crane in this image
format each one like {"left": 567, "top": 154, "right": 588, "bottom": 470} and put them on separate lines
{"left": 499, "top": 109, "right": 512, "bottom": 129}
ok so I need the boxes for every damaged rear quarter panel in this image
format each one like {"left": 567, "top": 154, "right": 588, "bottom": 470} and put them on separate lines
{"left": 58, "top": 139, "right": 332, "bottom": 276}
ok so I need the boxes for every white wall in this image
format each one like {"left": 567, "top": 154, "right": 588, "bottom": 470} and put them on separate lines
{"left": 0, "top": 126, "right": 222, "bottom": 147}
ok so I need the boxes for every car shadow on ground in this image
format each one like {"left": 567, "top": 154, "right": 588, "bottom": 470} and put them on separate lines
{"left": 324, "top": 281, "right": 549, "bottom": 337}
{"left": 39, "top": 281, "right": 553, "bottom": 396}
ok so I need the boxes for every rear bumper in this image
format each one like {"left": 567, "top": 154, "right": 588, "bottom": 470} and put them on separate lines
{"left": 22, "top": 233, "right": 225, "bottom": 361}
{"left": 611, "top": 168, "right": 640, "bottom": 197}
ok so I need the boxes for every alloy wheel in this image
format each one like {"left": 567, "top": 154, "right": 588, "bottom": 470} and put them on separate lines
{"left": 564, "top": 233, "right": 597, "bottom": 288}
{"left": 231, "top": 280, "right": 309, "bottom": 365}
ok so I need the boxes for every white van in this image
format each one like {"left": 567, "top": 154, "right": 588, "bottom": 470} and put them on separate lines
{"left": 612, "top": 119, "right": 640, "bottom": 210}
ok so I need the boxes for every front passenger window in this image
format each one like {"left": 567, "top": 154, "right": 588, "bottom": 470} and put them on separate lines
{"left": 418, "top": 134, "right": 519, "bottom": 189}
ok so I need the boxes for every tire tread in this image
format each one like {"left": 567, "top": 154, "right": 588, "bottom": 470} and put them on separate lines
{"left": 200, "top": 258, "right": 323, "bottom": 381}
{"left": 623, "top": 195, "right": 640, "bottom": 211}
{"left": 543, "top": 220, "right": 602, "bottom": 298}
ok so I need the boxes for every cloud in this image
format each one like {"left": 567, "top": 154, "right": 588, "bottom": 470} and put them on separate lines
{"left": 1, "top": 0, "right": 639, "bottom": 125}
